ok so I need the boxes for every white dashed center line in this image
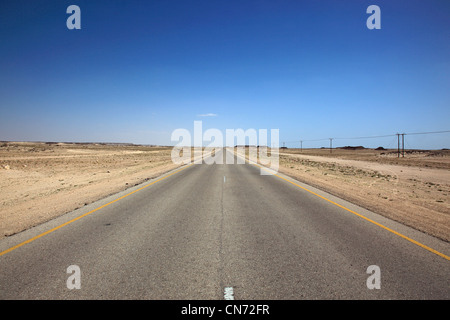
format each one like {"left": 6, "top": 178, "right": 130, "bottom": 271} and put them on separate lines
{"left": 224, "top": 287, "right": 234, "bottom": 300}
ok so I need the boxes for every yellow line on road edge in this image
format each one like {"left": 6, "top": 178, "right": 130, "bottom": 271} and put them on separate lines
{"left": 244, "top": 156, "right": 450, "bottom": 261}
{"left": 0, "top": 164, "right": 193, "bottom": 257}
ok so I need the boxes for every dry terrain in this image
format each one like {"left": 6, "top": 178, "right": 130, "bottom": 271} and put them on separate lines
{"left": 1, "top": 143, "right": 449, "bottom": 243}
{"left": 0, "top": 142, "right": 181, "bottom": 238}
{"left": 276, "top": 147, "right": 450, "bottom": 242}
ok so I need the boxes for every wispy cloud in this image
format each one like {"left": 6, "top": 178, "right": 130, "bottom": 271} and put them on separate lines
{"left": 197, "top": 113, "right": 218, "bottom": 117}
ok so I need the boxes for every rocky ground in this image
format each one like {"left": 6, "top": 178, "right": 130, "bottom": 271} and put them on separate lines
{"left": 277, "top": 148, "right": 449, "bottom": 242}
{"left": 0, "top": 142, "right": 180, "bottom": 238}
{"left": 1, "top": 143, "right": 449, "bottom": 242}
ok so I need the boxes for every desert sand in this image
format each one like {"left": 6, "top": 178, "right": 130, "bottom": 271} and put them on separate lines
{"left": 277, "top": 148, "right": 449, "bottom": 242}
{"left": 0, "top": 142, "right": 181, "bottom": 238}
{"left": 1, "top": 143, "right": 449, "bottom": 242}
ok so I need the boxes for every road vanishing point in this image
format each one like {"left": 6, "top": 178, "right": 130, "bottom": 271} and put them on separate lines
{"left": 0, "top": 149, "right": 449, "bottom": 299}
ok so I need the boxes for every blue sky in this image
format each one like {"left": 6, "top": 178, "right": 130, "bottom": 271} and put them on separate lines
{"left": 1, "top": 0, "right": 449, "bottom": 148}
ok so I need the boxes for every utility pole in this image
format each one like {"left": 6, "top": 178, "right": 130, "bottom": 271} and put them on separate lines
{"left": 300, "top": 140, "right": 303, "bottom": 152}
{"left": 396, "top": 133, "right": 400, "bottom": 158}
{"left": 402, "top": 133, "right": 405, "bottom": 157}
{"left": 329, "top": 138, "right": 333, "bottom": 154}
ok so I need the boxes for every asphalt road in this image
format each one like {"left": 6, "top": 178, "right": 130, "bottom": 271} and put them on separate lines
{"left": 0, "top": 149, "right": 449, "bottom": 300}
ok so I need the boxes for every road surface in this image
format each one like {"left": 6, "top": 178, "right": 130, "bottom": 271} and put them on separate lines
{"left": 0, "top": 149, "right": 449, "bottom": 299}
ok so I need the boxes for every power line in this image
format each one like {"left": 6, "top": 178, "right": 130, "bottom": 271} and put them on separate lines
{"left": 282, "top": 130, "right": 450, "bottom": 152}
{"left": 333, "top": 134, "right": 396, "bottom": 140}
{"left": 288, "top": 130, "right": 450, "bottom": 144}
{"left": 404, "top": 130, "right": 450, "bottom": 136}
